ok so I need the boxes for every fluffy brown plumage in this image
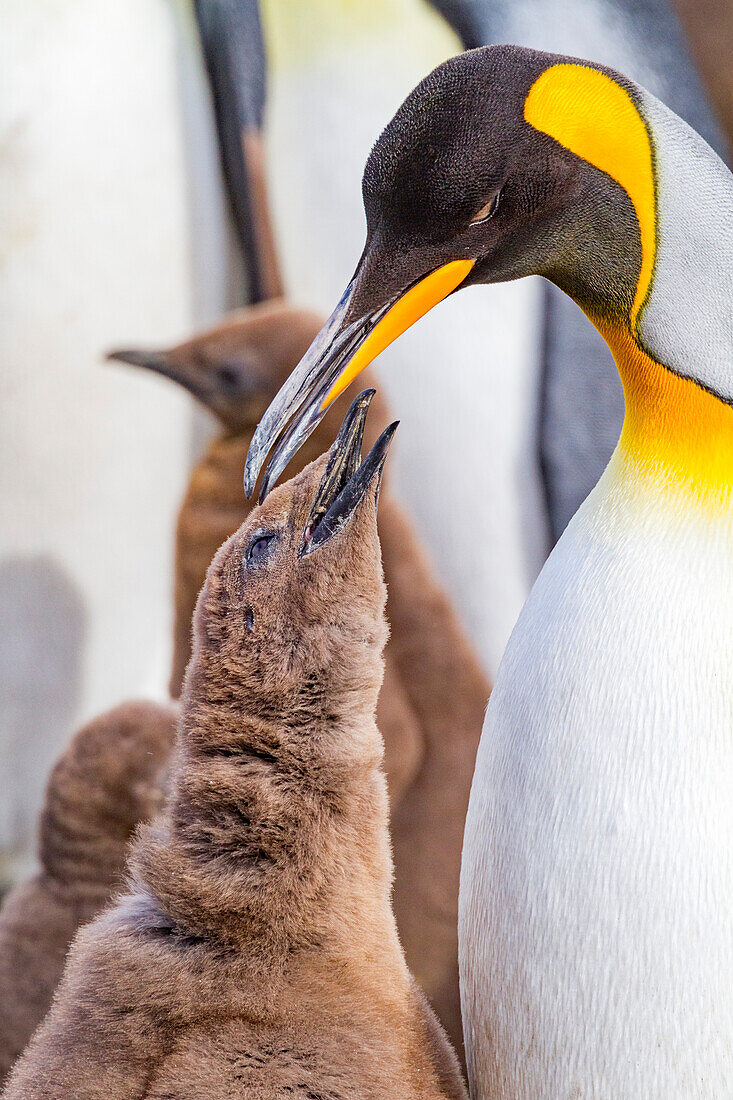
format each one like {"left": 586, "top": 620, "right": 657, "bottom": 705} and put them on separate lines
{"left": 131, "top": 300, "right": 396, "bottom": 700}
{"left": 379, "top": 499, "right": 490, "bottom": 1058}
{"left": 109, "top": 301, "right": 489, "bottom": 1062}
{"left": 0, "top": 701, "right": 176, "bottom": 1085}
{"left": 5, "top": 422, "right": 467, "bottom": 1099}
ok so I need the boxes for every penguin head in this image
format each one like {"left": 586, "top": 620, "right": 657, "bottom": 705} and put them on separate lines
{"left": 107, "top": 301, "right": 325, "bottom": 432}
{"left": 244, "top": 44, "right": 654, "bottom": 499}
{"left": 187, "top": 391, "right": 396, "bottom": 720}
{"left": 359, "top": 45, "right": 640, "bottom": 317}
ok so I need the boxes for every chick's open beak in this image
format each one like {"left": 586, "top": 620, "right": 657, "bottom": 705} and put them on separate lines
{"left": 300, "top": 389, "right": 398, "bottom": 558}
{"left": 244, "top": 258, "right": 473, "bottom": 501}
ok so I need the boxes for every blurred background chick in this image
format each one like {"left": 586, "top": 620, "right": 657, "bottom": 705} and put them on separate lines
{"left": 0, "top": 700, "right": 176, "bottom": 1085}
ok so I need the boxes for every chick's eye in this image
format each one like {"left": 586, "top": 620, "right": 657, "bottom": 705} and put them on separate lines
{"left": 218, "top": 366, "right": 240, "bottom": 392}
{"left": 470, "top": 189, "right": 501, "bottom": 226}
{"left": 246, "top": 532, "right": 276, "bottom": 564}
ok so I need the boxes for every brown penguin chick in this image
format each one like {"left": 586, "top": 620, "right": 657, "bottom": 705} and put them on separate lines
{"left": 5, "top": 395, "right": 467, "bottom": 1100}
{"left": 110, "top": 304, "right": 489, "bottom": 1063}
{"left": 108, "top": 300, "right": 424, "bottom": 810}
{"left": 0, "top": 700, "right": 176, "bottom": 1085}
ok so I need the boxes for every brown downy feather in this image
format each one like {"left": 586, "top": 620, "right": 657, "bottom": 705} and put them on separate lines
{"left": 380, "top": 500, "right": 490, "bottom": 1058}
{"left": 108, "top": 300, "right": 396, "bottom": 698}
{"left": 0, "top": 701, "right": 177, "bottom": 1085}
{"left": 109, "top": 301, "right": 490, "bottom": 1063}
{"left": 5, "top": 432, "right": 467, "bottom": 1100}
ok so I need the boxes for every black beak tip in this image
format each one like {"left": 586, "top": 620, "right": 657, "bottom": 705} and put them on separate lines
{"left": 339, "top": 387, "right": 377, "bottom": 434}
{"left": 243, "top": 468, "right": 255, "bottom": 501}
{"left": 375, "top": 420, "right": 399, "bottom": 474}
{"left": 299, "top": 415, "right": 399, "bottom": 558}
{"left": 105, "top": 348, "right": 167, "bottom": 371}
{"left": 245, "top": 447, "right": 263, "bottom": 501}
{"left": 105, "top": 349, "right": 130, "bottom": 364}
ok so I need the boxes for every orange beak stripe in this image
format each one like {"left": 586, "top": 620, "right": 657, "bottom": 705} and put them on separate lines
{"left": 320, "top": 258, "right": 475, "bottom": 411}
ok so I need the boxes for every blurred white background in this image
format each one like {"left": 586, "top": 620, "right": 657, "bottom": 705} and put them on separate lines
{"left": 3, "top": 0, "right": 727, "bottom": 880}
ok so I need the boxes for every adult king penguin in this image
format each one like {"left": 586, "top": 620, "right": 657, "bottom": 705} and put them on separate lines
{"left": 244, "top": 45, "right": 733, "bottom": 1098}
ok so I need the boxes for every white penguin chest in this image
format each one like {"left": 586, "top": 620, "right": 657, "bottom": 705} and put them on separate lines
{"left": 459, "top": 473, "right": 733, "bottom": 1099}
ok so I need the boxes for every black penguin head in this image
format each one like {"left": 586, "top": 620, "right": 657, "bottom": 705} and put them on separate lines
{"left": 359, "top": 46, "right": 638, "bottom": 308}
{"left": 244, "top": 44, "right": 645, "bottom": 499}
{"left": 360, "top": 47, "right": 545, "bottom": 290}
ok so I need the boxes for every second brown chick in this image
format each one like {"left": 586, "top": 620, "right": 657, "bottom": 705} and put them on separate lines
{"left": 0, "top": 700, "right": 176, "bottom": 1085}
{"left": 109, "top": 300, "right": 424, "bottom": 813}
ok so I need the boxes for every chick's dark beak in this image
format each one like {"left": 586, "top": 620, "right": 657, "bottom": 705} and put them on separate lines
{"left": 244, "top": 258, "right": 473, "bottom": 501}
{"left": 299, "top": 389, "right": 398, "bottom": 558}
{"left": 107, "top": 347, "right": 209, "bottom": 403}
{"left": 107, "top": 348, "right": 170, "bottom": 374}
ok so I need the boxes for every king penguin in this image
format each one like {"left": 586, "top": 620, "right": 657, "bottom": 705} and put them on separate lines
{"left": 243, "top": 45, "right": 733, "bottom": 1097}
{"left": 424, "top": 0, "right": 726, "bottom": 543}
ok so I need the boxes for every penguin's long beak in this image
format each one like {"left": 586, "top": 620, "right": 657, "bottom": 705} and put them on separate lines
{"left": 244, "top": 258, "right": 473, "bottom": 500}
{"left": 300, "top": 389, "right": 398, "bottom": 558}
{"left": 106, "top": 348, "right": 206, "bottom": 402}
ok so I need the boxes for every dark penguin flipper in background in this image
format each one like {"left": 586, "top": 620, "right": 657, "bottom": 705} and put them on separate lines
{"left": 424, "top": 0, "right": 725, "bottom": 544}
{"left": 423, "top": 0, "right": 484, "bottom": 50}
{"left": 538, "top": 292, "right": 624, "bottom": 535}
{"left": 194, "top": 0, "right": 283, "bottom": 303}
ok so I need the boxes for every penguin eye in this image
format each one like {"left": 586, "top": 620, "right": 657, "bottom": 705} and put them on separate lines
{"left": 245, "top": 530, "right": 277, "bottom": 566}
{"left": 218, "top": 365, "right": 241, "bottom": 392}
{"left": 470, "top": 189, "right": 501, "bottom": 226}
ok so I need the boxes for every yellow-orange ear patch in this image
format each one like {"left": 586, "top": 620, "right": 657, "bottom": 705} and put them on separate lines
{"left": 524, "top": 64, "right": 655, "bottom": 330}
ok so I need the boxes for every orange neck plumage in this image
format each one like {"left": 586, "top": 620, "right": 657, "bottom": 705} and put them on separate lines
{"left": 596, "top": 320, "right": 733, "bottom": 508}
{"left": 525, "top": 63, "right": 733, "bottom": 509}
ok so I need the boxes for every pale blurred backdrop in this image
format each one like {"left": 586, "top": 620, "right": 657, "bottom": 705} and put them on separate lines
{"left": 2, "top": 0, "right": 730, "bottom": 881}
{"left": 0, "top": 0, "right": 231, "bottom": 879}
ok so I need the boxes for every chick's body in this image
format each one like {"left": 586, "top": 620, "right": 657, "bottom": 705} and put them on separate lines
{"left": 114, "top": 301, "right": 488, "bottom": 1062}
{"left": 5, "top": 419, "right": 466, "bottom": 1100}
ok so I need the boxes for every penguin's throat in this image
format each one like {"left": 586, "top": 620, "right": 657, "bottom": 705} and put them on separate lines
{"left": 595, "top": 320, "right": 733, "bottom": 508}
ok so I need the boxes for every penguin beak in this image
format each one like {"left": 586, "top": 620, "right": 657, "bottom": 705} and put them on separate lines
{"left": 105, "top": 349, "right": 200, "bottom": 398}
{"left": 244, "top": 258, "right": 473, "bottom": 500}
{"left": 106, "top": 348, "right": 207, "bottom": 402}
{"left": 299, "top": 389, "right": 398, "bottom": 558}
